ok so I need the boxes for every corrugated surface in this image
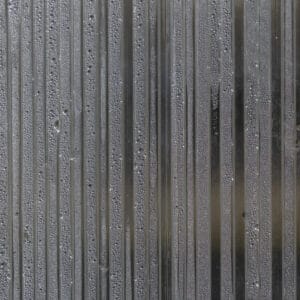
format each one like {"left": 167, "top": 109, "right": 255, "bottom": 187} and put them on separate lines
{"left": 0, "top": 0, "right": 300, "bottom": 299}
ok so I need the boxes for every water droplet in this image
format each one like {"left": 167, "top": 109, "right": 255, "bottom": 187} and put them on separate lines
{"left": 54, "top": 120, "right": 60, "bottom": 133}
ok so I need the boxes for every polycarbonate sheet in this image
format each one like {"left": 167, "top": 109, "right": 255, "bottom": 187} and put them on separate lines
{"left": 0, "top": 0, "right": 299, "bottom": 299}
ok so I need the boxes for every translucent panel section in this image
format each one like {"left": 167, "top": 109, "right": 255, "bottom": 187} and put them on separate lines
{"left": 0, "top": 0, "right": 300, "bottom": 299}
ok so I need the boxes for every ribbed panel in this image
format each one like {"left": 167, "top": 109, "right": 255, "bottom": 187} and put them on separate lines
{"left": 0, "top": 0, "right": 300, "bottom": 299}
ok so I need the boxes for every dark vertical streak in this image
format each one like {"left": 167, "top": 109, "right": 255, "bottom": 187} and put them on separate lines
{"left": 209, "top": 0, "right": 220, "bottom": 297}
{"left": 271, "top": 0, "right": 282, "bottom": 298}
{"left": 160, "top": 0, "right": 171, "bottom": 297}
{"left": 234, "top": 0, "right": 245, "bottom": 298}
{"left": 123, "top": 1, "right": 133, "bottom": 299}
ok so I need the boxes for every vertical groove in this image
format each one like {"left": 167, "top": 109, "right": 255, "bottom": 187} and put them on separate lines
{"left": 31, "top": 0, "right": 37, "bottom": 297}
{"left": 56, "top": 4, "right": 61, "bottom": 298}
{"left": 79, "top": 0, "right": 85, "bottom": 297}
{"left": 160, "top": 0, "right": 171, "bottom": 297}
{"left": 43, "top": 0, "right": 48, "bottom": 297}
{"left": 18, "top": 2, "right": 23, "bottom": 296}
{"left": 123, "top": 1, "right": 133, "bottom": 299}
{"left": 71, "top": 0, "right": 83, "bottom": 297}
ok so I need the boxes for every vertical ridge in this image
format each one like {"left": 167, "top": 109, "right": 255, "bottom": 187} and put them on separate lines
{"left": 148, "top": 0, "right": 160, "bottom": 298}
{"left": 132, "top": 0, "right": 150, "bottom": 299}
{"left": 45, "top": 0, "right": 60, "bottom": 296}
{"left": 219, "top": 0, "right": 234, "bottom": 298}
{"left": 82, "top": 0, "right": 99, "bottom": 297}
{"left": 7, "top": 0, "right": 22, "bottom": 298}
{"left": 170, "top": 0, "right": 186, "bottom": 298}
{"left": 0, "top": 1, "right": 12, "bottom": 299}
{"left": 258, "top": 0, "right": 272, "bottom": 298}
{"left": 244, "top": 0, "right": 260, "bottom": 297}
{"left": 58, "top": 0, "right": 72, "bottom": 297}
{"left": 0, "top": 0, "right": 11, "bottom": 298}
{"left": 71, "top": 0, "right": 83, "bottom": 297}
{"left": 108, "top": 0, "right": 125, "bottom": 298}
{"left": 33, "top": 0, "right": 47, "bottom": 298}
{"left": 20, "top": 0, "right": 35, "bottom": 297}
{"left": 185, "top": 0, "right": 195, "bottom": 298}
{"left": 99, "top": 0, "right": 109, "bottom": 298}
{"left": 281, "top": 0, "right": 297, "bottom": 298}
{"left": 195, "top": 0, "right": 211, "bottom": 297}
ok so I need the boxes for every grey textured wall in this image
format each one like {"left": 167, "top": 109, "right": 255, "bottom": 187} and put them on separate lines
{"left": 0, "top": 0, "right": 299, "bottom": 299}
